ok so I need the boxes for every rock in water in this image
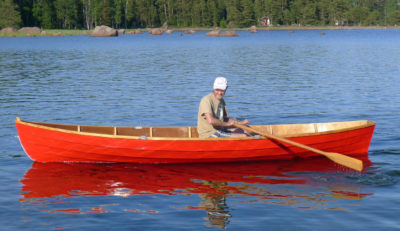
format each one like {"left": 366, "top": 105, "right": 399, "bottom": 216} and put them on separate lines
{"left": 92, "top": 25, "right": 118, "bottom": 37}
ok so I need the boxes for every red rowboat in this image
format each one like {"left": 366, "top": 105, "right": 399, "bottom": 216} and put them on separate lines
{"left": 15, "top": 117, "right": 375, "bottom": 163}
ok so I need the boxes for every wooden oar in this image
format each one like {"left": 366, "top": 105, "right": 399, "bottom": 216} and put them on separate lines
{"left": 234, "top": 124, "right": 363, "bottom": 172}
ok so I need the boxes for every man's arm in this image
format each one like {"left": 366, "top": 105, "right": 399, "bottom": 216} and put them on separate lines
{"left": 204, "top": 113, "right": 249, "bottom": 127}
{"left": 204, "top": 113, "right": 234, "bottom": 127}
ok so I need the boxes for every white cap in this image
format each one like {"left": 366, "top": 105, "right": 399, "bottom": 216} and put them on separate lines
{"left": 213, "top": 77, "right": 228, "bottom": 90}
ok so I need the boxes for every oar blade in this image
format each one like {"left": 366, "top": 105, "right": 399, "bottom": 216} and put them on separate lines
{"left": 234, "top": 124, "right": 364, "bottom": 172}
{"left": 323, "top": 152, "right": 363, "bottom": 172}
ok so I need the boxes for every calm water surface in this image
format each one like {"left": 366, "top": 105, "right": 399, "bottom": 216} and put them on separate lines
{"left": 1, "top": 30, "right": 400, "bottom": 230}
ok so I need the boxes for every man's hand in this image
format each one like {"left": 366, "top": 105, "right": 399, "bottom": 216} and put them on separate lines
{"left": 205, "top": 113, "right": 249, "bottom": 127}
{"left": 227, "top": 118, "right": 249, "bottom": 126}
{"left": 239, "top": 119, "right": 249, "bottom": 125}
{"left": 226, "top": 118, "right": 236, "bottom": 126}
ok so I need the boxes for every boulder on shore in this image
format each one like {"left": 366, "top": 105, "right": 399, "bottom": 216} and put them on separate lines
{"left": 150, "top": 28, "right": 163, "bottom": 35}
{"left": 18, "top": 27, "right": 42, "bottom": 34}
{"left": 219, "top": 30, "right": 238, "bottom": 37}
{"left": 1, "top": 27, "right": 17, "bottom": 33}
{"left": 205, "top": 28, "right": 220, "bottom": 37}
{"left": 118, "top": 29, "right": 125, "bottom": 35}
{"left": 206, "top": 28, "right": 238, "bottom": 37}
{"left": 184, "top": 29, "right": 195, "bottom": 34}
{"left": 250, "top": 25, "right": 257, "bottom": 33}
{"left": 91, "top": 25, "right": 118, "bottom": 37}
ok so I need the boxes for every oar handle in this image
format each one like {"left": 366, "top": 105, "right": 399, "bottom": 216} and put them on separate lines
{"left": 234, "top": 124, "right": 363, "bottom": 172}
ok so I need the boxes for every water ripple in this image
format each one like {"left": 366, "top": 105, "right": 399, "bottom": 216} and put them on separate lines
{"left": 349, "top": 171, "right": 399, "bottom": 187}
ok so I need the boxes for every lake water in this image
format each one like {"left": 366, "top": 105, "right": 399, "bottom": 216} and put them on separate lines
{"left": 1, "top": 29, "right": 400, "bottom": 230}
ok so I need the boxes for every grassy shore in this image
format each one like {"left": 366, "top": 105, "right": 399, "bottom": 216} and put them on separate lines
{"left": 1, "top": 26, "right": 399, "bottom": 37}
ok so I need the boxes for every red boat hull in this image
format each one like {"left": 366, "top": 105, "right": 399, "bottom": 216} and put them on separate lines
{"left": 16, "top": 120, "right": 375, "bottom": 163}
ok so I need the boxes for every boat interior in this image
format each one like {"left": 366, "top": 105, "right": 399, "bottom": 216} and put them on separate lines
{"left": 21, "top": 119, "right": 375, "bottom": 139}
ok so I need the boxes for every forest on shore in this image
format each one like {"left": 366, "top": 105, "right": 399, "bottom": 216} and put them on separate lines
{"left": 1, "top": 0, "right": 400, "bottom": 30}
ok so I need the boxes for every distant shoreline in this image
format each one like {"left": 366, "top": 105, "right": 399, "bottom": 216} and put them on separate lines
{"left": 1, "top": 25, "right": 399, "bottom": 37}
{"left": 174, "top": 25, "right": 400, "bottom": 31}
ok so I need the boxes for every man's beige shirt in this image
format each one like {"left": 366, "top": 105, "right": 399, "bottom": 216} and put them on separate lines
{"left": 197, "top": 93, "right": 227, "bottom": 138}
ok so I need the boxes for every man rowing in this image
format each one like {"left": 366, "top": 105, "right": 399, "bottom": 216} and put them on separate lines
{"left": 197, "top": 77, "right": 250, "bottom": 138}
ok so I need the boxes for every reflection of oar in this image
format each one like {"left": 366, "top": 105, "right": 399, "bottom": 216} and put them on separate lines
{"left": 234, "top": 124, "right": 363, "bottom": 172}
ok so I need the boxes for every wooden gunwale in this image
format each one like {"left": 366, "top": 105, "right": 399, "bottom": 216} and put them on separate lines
{"left": 15, "top": 117, "right": 376, "bottom": 141}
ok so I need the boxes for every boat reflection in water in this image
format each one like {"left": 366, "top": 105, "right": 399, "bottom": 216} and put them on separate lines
{"left": 20, "top": 158, "right": 373, "bottom": 229}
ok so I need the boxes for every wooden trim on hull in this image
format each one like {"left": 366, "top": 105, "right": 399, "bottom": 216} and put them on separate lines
{"left": 16, "top": 117, "right": 376, "bottom": 141}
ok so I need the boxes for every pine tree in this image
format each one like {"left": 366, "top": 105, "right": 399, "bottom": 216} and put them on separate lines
{"left": 254, "top": 0, "right": 265, "bottom": 24}
{"left": 114, "top": 0, "right": 124, "bottom": 28}
{"left": 225, "top": 0, "right": 241, "bottom": 27}
{"left": 0, "top": 0, "right": 22, "bottom": 28}
{"left": 387, "top": 10, "right": 400, "bottom": 25}
{"left": 101, "top": 0, "right": 113, "bottom": 26}
{"left": 241, "top": 0, "right": 255, "bottom": 26}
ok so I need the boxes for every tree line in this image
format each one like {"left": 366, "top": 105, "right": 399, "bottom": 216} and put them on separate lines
{"left": 1, "top": 0, "right": 400, "bottom": 29}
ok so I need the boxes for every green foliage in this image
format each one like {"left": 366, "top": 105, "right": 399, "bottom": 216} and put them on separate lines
{"left": 240, "top": 0, "right": 254, "bottom": 27}
{"left": 114, "top": 0, "right": 124, "bottom": 27}
{"left": 316, "top": 0, "right": 350, "bottom": 25}
{"left": 0, "top": 0, "right": 22, "bottom": 28}
{"left": 347, "top": 6, "right": 369, "bottom": 25}
{"left": 101, "top": 0, "right": 114, "bottom": 26}
{"left": 4, "top": 0, "right": 400, "bottom": 29}
{"left": 388, "top": 10, "right": 400, "bottom": 25}
{"left": 364, "top": 10, "right": 380, "bottom": 25}
{"left": 32, "top": 0, "right": 55, "bottom": 28}
{"left": 54, "top": 0, "right": 81, "bottom": 29}
{"left": 225, "top": 0, "right": 241, "bottom": 27}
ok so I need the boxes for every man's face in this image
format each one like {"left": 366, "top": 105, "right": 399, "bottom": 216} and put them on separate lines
{"left": 213, "top": 89, "right": 226, "bottom": 100}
